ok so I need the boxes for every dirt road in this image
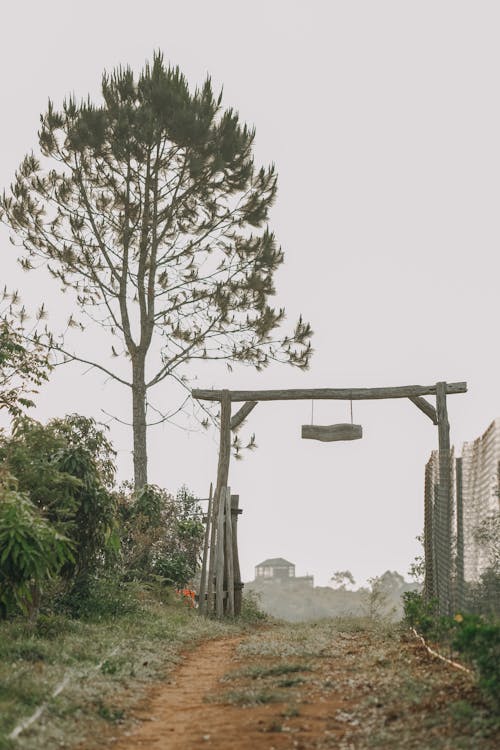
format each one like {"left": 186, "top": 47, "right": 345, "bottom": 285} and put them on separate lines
{"left": 97, "top": 620, "right": 498, "bottom": 750}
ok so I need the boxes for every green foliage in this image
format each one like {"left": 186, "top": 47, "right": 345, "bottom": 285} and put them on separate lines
{"left": 402, "top": 591, "right": 442, "bottom": 639}
{"left": 0, "top": 472, "right": 73, "bottom": 619}
{"left": 0, "top": 314, "right": 50, "bottom": 419}
{"left": 452, "top": 617, "right": 500, "bottom": 709}
{"left": 403, "top": 591, "right": 500, "bottom": 708}
{"left": 118, "top": 483, "right": 203, "bottom": 587}
{"left": 0, "top": 415, "right": 117, "bottom": 589}
{"left": 240, "top": 589, "right": 268, "bottom": 623}
{"left": 408, "top": 533, "right": 425, "bottom": 583}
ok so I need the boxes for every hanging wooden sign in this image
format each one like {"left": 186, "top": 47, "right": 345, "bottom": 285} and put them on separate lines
{"left": 301, "top": 423, "right": 363, "bottom": 442}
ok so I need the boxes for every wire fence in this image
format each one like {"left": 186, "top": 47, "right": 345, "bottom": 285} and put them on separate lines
{"left": 424, "top": 419, "right": 500, "bottom": 619}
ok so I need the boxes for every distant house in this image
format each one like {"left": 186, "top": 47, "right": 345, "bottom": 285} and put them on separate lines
{"left": 254, "top": 558, "right": 314, "bottom": 586}
{"left": 255, "top": 557, "right": 295, "bottom": 580}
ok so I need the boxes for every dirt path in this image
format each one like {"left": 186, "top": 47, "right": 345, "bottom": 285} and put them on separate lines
{"left": 101, "top": 621, "right": 498, "bottom": 750}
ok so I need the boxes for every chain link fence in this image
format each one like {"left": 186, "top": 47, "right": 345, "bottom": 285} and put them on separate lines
{"left": 424, "top": 420, "right": 500, "bottom": 619}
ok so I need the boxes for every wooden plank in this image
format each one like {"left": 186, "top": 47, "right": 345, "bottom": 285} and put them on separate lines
{"left": 214, "top": 391, "right": 232, "bottom": 509}
{"left": 408, "top": 396, "right": 438, "bottom": 425}
{"left": 197, "top": 482, "right": 212, "bottom": 616}
{"left": 301, "top": 423, "right": 362, "bottom": 442}
{"left": 224, "top": 487, "right": 235, "bottom": 617}
{"left": 192, "top": 382, "right": 467, "bottom": 402}
{"left": 231, "top": 495, "right": 243, "bottom": 616}
{"left": 230, "top": 400, "right": 258, "bottom": 431}
{"left": 205, "top": 485, "right": 217, "bottom": 616}
{"left": 215, "top": 485, "right": 226, "bottom": 619}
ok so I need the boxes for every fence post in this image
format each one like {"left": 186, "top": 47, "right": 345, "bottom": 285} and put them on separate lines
{"left": 224, "top": 487, "right": 235, "bottom": 616}
{"left": 231, "top": 495, "right": 243, "bottom": 616}
{"left": 208, "top": 391, "right": 232, "bottom": 617}
{"left": 198, "top": 483, "right": 212, "bottom": 615}
{"left": 436, "top": 381, "right": 453, "bottom": 616}
{"left": 424, "top": 460, "right": 435, "bottom": 600}
{"left": 215, "top": 486, "right": 226, "bottom": 619}
{"left": 455, "top": 456, "right": 465, "bottom": 612}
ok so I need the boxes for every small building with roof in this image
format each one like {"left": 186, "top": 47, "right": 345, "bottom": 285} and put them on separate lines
{"left": 254, "top": 557, "right": 313, "bottom": 586}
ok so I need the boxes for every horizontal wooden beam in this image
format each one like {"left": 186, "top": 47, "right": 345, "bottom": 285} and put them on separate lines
{"left": 408, "top": 396, "right": 438, "bottom": 425}
{"left": 230, "top": 400, "right": 258, "bottom": 431}
{"left": 192, "top": 382, "right": 467, "bottom": 403}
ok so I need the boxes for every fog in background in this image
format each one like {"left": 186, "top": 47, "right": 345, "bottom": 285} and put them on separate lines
{"left": 1, "top": 1, "right": 499, "bottom": 587}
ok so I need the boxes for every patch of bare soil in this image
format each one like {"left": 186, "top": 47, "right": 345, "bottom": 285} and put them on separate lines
{"left": 91, "top": 621, "right": 499, "bottom": 750}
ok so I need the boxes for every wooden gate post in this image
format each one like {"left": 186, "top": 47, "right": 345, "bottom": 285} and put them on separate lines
{"left": 208, "top": 391, "right": 231, "bottom": 617}
{"left": 436, "top": 381, "right": 453, "bottom": 616}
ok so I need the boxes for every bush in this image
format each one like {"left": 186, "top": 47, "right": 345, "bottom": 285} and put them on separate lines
{"left": 240, "top": 589, "right": 268, "bottom": 623}
{"left": 0, "top": 472, "right": 74, "bottom": 619}
{"left": 0, "top": 415, "right": 118, "bottom": 591}
{"left": 403, "top": 591, "right": 500, "bottom": 708}
{"left": 117, "top": 483, "right": 204, "bottom": 588}
{"left": 453, "top": 616, "right": 500, "bottom": 709}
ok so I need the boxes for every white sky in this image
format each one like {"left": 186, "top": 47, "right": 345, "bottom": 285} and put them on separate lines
{"left": 1, "top": 1, "right": 499, "bottom": 587}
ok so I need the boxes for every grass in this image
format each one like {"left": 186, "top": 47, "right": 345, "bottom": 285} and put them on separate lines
{"left": 0, "top": 583, "right": 245, "bottom": 750}
{"left": 222, "top": 662, "right": 311, "bottom": 681}
{"left": 208, "top": 688, "right": 287, "bottom": 706}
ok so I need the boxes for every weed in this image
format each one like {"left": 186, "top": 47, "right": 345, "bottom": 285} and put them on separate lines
{"left": 277, "top": 677, "right": 305, "bottom": 688}
{"left": 266, "top": 720, "right": 283, "bottom": 732}
{"left": 96, "top": 701, "right": 125, "bottom": 722}
{"left": 223, "top": 662, "right": 311, "bottom": 681}
{"left": 281, "top": 704, "right": 300, "bottom": 718}
{"left": 239, "top": 590, "right": 268, "bottom": 623}
{"left": 208, "top": 688, "right": 285, "bottom": 706}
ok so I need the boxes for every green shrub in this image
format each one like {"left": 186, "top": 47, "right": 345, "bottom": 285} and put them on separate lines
{"left": 0, "top": 473, "right": 74, "bottom": 619}
{"left": 240, "top": 589, "right": 268, "bottom": 623}
{"left": 117, "top": 484, "right": 203, "bottom": 588}
{"left": 453, "top": 616, "right": 500, "bottom": 709}
{"left": 403, "top": 591, "right": 500, "bottom": 708}
{"left": 0, "top": 415, "right": 118, "bottom": 592}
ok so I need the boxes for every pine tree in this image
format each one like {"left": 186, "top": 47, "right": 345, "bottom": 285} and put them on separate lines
{"left": 1, "top": 53, "right": 312, "bottom": 488}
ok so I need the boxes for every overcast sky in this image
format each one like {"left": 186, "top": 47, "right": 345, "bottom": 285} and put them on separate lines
{"left": 1, "top": 1, "right": 499, "bottom": 587}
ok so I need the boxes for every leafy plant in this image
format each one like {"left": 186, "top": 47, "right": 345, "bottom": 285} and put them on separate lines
{"left": 118, "top": 483, "right": 203, "bottom": 587}
{"left": 0, "top": 312, "right": 50, "bottom": 420}
{"left": 404, "top": 591, "right": 500, "bottom": 708}
{"left": 0, "top": 472, "right": 73, "bottom": 619}
{"left": 453, "top": 616, "right": 500, "bottom": 709}
{"left": 0, "top": 415, "right": 117, "bottom": 592}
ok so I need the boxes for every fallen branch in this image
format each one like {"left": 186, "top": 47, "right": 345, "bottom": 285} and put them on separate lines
{"left": 411, "top": 627, "right": 472, "bottom": 675}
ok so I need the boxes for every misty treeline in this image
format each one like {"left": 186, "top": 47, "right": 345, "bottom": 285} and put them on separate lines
{"left": 247, "top": 570, "right": 420, "bottom": 623}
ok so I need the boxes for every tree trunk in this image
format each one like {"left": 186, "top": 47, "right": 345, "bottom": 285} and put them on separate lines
{"left": 132, "top": 357, "right": 148, "bottom": 490}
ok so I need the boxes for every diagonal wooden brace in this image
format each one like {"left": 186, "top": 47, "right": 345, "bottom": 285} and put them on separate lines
{"left": 408, "top": 396, "right": 438, "bottom": 425}
{"left": 230, "top": 400, "right": 258, "bottom": 431}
